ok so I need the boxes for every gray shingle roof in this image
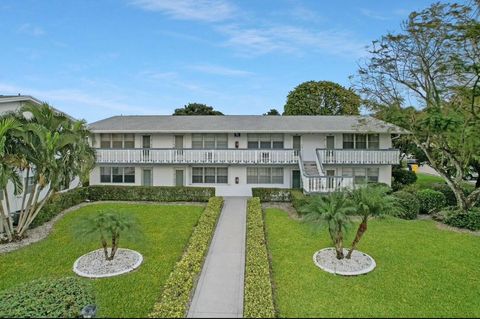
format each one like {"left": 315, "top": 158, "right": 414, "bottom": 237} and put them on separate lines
{"left": 88, "top": 115, "right": 405, "bottom": 134}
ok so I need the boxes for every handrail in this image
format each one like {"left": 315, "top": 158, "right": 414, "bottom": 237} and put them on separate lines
{"left": 96, "top": 147, "right": 297, "bottom": 151}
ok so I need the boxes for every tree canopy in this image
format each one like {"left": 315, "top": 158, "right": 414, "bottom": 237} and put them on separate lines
{"left": 354, "top": 2, "right": 480, "bottom": 211}
{"left": 263, "top": 109, "right": 280, "bottom": 115}
{"left": 283, "top": 81, "right": 360, "bottom": 115}
{"left": 173, "top": 103, "right": 223, "bottom": 115}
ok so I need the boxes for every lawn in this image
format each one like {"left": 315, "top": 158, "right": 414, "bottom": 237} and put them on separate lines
{"left": 0, "top": 203, "right": 203, "bottom": 318}
{"left": 415, "top": 172, "right": 445, "bottom": 188}
{"left": 265, "top": 208, "right": 480, "bottom": 318}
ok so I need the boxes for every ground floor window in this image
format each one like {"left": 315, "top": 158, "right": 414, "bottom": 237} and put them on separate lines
{"left": 247, "top": 167, "right": 284, "bottom": 184}
{"left": 342, "top": 167, "right": 379, "bottom": 184}
{"left": 100, "top": 166, "right": 135, "bottom": 183}
{"left": 192, "top": 167, "right": 228, "bottom": 184}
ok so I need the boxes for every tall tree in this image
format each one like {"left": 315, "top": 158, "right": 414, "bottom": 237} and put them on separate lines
{"left": 354, "top": 2, "right": 480, "bottom": 211}
{"left": 263, "top": 108, "right": 280, "bottom": 115}
{"left": 283, "top": 81, "right": 360, "bottom": 115}
{"left": 173, "top": 103, "right": 223, "bottom": 115}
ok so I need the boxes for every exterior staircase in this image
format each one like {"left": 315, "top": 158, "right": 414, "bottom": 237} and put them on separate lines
{"left": 302, "top": 161, "right": 320, "bottom": 176}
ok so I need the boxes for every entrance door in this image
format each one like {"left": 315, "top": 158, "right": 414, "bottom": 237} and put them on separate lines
{"left": 142, "top": 135, "right": 151, "bottom": 161}
{"left": 292, "top": 170, "right": 301, "bottom": 189}
{"left": 175, "top": 169, "right": 184, "bottom": 186}
{"left": 293, "top": 136, "right": 301, "bottom": 156}
{"left": 142, "top": 169, "right": 152, "bottom": 186}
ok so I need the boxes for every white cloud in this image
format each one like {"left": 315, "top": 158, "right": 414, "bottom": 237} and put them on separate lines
{"left": 219, "top": 24, "right": 367, "bottom": 58}
{"left": 189, "top": 64, "right": 253, "bottom": 76}
{"left": 129, "top": 0, "right": 235, "bottom": 22}
{"left": 18, "top": 23, "right": 45, "bottom": 36}
{"left": 359, "top": 9, "right": 390, "bottom": 21}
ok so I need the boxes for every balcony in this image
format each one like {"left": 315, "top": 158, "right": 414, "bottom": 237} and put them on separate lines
{"left": 317, "top": 149, "right": 399, "bottom": 165}
{"left": 301, "top": 175, "right": 355, "bottom": 193}
{"left": 95, "top": 148, "right": 298, "bottom": 165}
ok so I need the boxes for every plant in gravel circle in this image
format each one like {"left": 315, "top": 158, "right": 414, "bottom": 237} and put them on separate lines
{"left": 78, "top": 210, "right": 139, "bottom": 261}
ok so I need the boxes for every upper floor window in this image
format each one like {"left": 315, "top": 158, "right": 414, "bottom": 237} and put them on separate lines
{"left": 342, "top": 134, "right": 380, "bottom": 149}
{"left": 247, "top": 167, "right": 284, "bottom": 184}
{"left": 100, "top": 134, "right": 135, "bottom": 149}
{"left": 247, "top": 134, "right": 284, "bottom": 149}
{"left": 192, "top": 134, "right": 228, "bottom": 149}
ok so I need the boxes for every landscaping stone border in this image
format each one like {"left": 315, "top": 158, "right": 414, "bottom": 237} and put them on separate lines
{"left": 73, "top": 248, "right": 143, "bottom": 278}
{"left": 313, "top": 248, "right": 376, "bottom": 276}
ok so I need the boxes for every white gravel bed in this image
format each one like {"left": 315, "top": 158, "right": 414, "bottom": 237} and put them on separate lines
{"left": 313, "top": 247, "right": 376, "bottom": 276}
{"left": 73, "top": 248, "right": 143, "bottom": 278}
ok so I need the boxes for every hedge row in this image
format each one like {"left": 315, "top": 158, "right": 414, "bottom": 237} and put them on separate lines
{"left": 87, "top": 185, "right": 215, "bottom": 202}
{"left": 149, "top": 197, "right": 224, "bottom": 318}
{"left": 0, "top": 277, "right": 94, "bottom": 318}
{"left": 252, "top": 188, "right": 292, "bottom": 202}
{"left": 30, "top": 185, "right": 215, "bottom": 229}
{"left": 443, "top": 207, "right": 480, "bottom": 231}
{"left": 244, "top": 198, "right": 276, "bottom": 318}
{"left": 392, "top": 191, "right": 420, "bottom": 220}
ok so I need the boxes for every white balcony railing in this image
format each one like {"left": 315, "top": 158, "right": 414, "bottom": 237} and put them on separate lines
{"left": 96, "top": 148, "right": 298, "bottom": 165}
{"left": 317, "top": 149, "right": 399, "bottom": 165}
{"left": 301, "top": 175, "right": 355, "bottom": 193}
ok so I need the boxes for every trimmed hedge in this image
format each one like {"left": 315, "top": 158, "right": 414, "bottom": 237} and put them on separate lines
{"left": 252, "top": 188, "right": 292, "bottom": 202}
{"left": 392, "top": 166, "right": 417, "bottom": 191}
{"left": 0, "top": 277, "right": 94, "bottom": 318}
{"left": 291, "top": 190, "right": 308, "bottom": 215}
{"left": 87, "top": 185, "right": 215, "bottom": 202}
{"left": 443, "top": 207, "right": 480, "bottom": 231}
{"left": 31, "top": 187, "right": 89, "bottom": 228}
{"left": 392, "top": 191, "right": 420, "bottom": 220}
{"left": 417, "top": 189, "right": 447, "bottom": 214}
{"left": 244, "top": 198, "right": 276, "bottom": 318}
{"left": 149, "top": 197, "right": 224, "bottom": 318}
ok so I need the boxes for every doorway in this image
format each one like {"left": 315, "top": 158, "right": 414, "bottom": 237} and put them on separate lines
{"left": 175, "top": 169, "right": 184, "bottom": 186}
{"left": 326, "top": 136, "right": 335, "bottom": 162}
{"left": 292, "top": 170, "right": 301, "bottom": 189}
{"left": 142, "top": 135, "right": 151, "bottom": 161}
{"left": 293, "top": 136, "right": 301, "bottom": 156}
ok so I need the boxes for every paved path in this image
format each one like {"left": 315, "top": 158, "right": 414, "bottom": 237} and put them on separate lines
{"left": 188, "top": 197, "right": 247, "bottom": 318}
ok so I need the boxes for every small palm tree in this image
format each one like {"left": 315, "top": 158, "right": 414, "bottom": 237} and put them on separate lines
{"left": 78, "top": 210, "right": 139, "bottom": 261}
{"left": 346, "top": 185, "right": 400, "bottom": 259}
{"left": 301, "top": 192, "right": 355, "bottom": 259}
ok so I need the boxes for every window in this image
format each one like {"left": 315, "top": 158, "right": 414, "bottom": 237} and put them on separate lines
{"left": 342, "top": 167, "right": 353, "bottom": 177}
{"left": 342, "top": 167, "right": 379, "bottom": 184}
{"left": 100, "top": 167, "right": 112, "bottom": 183}
{"left": 191, "top": 134, "right": 228, "bottom": 149}
{"left": 246, "top": 167, "right": 284, "bottom": 184}
{"left": 343, "top": 134, "right": 380, "bottom": 149}
{"left": 191, "top": 167, "right": 228, "bottom": 184}
{"left": 247, "top": 134, "right": 284, "bottom": 149}
{"left": 100, "top": 134, "right": 136, "bottom": 149}
{"left": 367, "top": 167, "right": 379, "bottom": 182}
{"left": 100, "top": 167, "right": 135, "bottom": 183}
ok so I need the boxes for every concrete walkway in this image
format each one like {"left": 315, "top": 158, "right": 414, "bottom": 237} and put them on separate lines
{"left": 188, "top": 197, "right": 247, "bottom": 318}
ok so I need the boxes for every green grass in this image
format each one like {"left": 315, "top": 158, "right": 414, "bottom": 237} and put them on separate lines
{"left": 415, "top": 173, "right": 445, "bottom": 188}
{"left": 0, "top": 203, "right": 203, "bottom": 318}
{"left": 265, "top": 208, "right": 480, "bottom": 318}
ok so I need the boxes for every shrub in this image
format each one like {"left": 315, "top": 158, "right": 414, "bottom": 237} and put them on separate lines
{"left": 392, "top": 191, "right": 420, "bottom": 220}
{"left": 149, "top": 197, "right": 224, "bottom": 318}
{"left": 430, "top": 183, "right": 457, "bottom": 206}
{"left": 392, "top": 166, "right": 417, "bottom": 188}
{"left": 87, "top": 185, "right": 214, "bottom": 202}
{"left": 0, "top": 277, "right": 94, "bottom": 318}
{"left": 417, "top": 189, "right": 447, "bottom": 214}
{"left": 31, "top": 187, "right": 89, "bottom": 228}
{"left": 291, "top": 190, "right": 308, "bottom": 215}
{"left": 252, "top": 188, "right": 292, "bottom": 202}
{"left": 244, "top": 198, "right": 275, "bottom": 318}
{"left": 443, "top": 207, "right": 480, "bottom": 231}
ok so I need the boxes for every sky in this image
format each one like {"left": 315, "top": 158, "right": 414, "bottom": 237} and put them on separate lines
{"left": 0, "top": 0, "right": 457, "bottom": 122}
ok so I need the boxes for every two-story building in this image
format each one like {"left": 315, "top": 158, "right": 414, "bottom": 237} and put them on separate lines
{"left": 88, "top": 115, "right": 403, "bottom": 196}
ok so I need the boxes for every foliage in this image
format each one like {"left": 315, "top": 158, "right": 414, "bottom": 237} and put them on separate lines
{"left": 244, "top": 198, "right": 275, "bottom": 318}
{"left": 392, "top": 166, "right": 417, "bottom": 190}
{"left": 347, "top": 185, "right": 400, "bottom": 258}
{"left": 0, "top": 277, "right": 94, "bottom": 318}
{"left": 150, "top": 197, "right": 224, "bottom": 318}
{"left": 417, "top": 189, "right": 447, "bottom": 214}
{"left": 252, "top": 188, "right": 292, "bottom": 202}
{"left": 77, "top": 210, "right": 140, "bottom": 260}
{"left": 392, "top": 191, "right": 420, "bottom": 220}
{"left": 290, "top": 190, "right": 308, "bottom": 214}
{"left": 0, "top": 203, "right": 203, "bottom": 317}
{"left": 283, "top": 81, "right": 360, "bottom": 115}
{"left": 30, "top": 187, "right": 88, "bottom": 228}
{"left": 265, "top": 208, "right": 480, "bottom": 317}
{"left": 443, "top": 207, "right": 480, "bottom": 231}
{"left": 173, "top": 103, "right": 223, "bottom": 115}
{"left": 354, "top": 2, "right": 480, "bottom": 211}
{"left": 263, "top": 108, "right": 280, "bottom": 115}
{"left": 87, "top": 185, "right": 214, "bottom": 202}
{"left": 301, "top": 192, "right": 355, "bottom": 259}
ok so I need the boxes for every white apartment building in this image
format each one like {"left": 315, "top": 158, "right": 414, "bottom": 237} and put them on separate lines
{"left": 88, "top": 115, "right": 403, "bottom": 196}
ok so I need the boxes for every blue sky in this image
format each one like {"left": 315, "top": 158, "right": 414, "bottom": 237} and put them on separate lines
{"left": 0, "top": 0, "right": 451, "bottom": 122}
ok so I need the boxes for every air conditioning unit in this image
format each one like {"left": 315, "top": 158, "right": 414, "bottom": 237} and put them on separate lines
{"left": 234, "top": 133, "right": 241, "bottom": 137}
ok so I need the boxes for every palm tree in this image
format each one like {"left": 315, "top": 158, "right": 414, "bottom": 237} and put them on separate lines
{"left": 346, "top": 185, "right": 400, "bottom": 259}
{"left": 301, "top": 192, "right": 355, "bottom": 259}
